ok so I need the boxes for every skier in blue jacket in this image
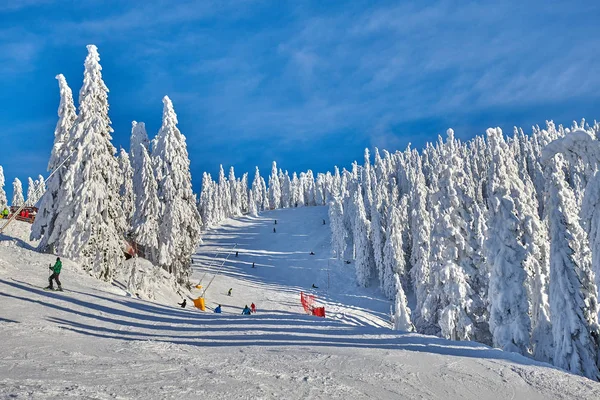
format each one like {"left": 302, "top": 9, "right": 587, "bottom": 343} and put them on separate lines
{"left": 241, "top": 305, "right": 251, "bottom": 315}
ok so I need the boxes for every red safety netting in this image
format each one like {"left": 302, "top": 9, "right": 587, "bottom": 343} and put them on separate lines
{"left": 300, "top": 292, "right": 325, "bottom": 318}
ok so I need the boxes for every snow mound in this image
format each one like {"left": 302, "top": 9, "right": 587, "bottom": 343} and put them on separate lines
{"left": 0, "top": 220, "right": 39, "bottom": 248}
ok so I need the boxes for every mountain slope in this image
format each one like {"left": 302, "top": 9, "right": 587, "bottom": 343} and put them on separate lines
{"left": 0, "top": 215, "right": 599, "bottom": 399}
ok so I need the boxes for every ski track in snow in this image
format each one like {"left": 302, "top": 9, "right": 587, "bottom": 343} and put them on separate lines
{"left": 1, "top": 210, "right": 599, "bottom": 399}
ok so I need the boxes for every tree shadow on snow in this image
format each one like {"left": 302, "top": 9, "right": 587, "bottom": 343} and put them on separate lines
{"left": 0, "top": 278, "right": 561, "bottom": 373}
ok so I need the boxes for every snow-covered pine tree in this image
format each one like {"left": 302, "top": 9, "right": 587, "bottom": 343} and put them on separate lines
{"left": 353, "top": 188, "right": 374, "bottom": 287}
{"left": 48, "top": 74, "right": 77, "bottom": 171}
{"left": 153, "top": 96, "right": 202, "bottom": 283}
{"left": 31, "top": 74, "right": 77, "bottom": 244}
{"left": 296, "top": 173, "right": 305, "bottom": 207}
{"left": 118, "top": 149, "right": 134, "bottom": 227}
{"left": 47, "top": 44, "right": 126, "bottom": 280}
{"left": 26, "top": 177, "right": 36, "bottom": 206}
{"left": 36, "top": 175, "right": 46, "bottom": 202}
{"left": 12, "top": 178, "right": 24, "bottom": 207}
{"left": 382, "top": 205, "right": 406, "bottom": 299}
{"left": 252, "top": 167, "right": 263, "bottom": 212}
{"left": 240, "top": 173, "right": 249, "bottom": 214}
{"left": 268, "top": 161, "right": 281, "bottom": 210}
{"left": 280, "top": 170, "right": 291, "bottom": 208}
{"left": 0, "top": 166, "right": 6, "bottom": 208}
{"left": 248, "top": 190, "right": 258, "bottom": 217}
{"left": 260, "top": 175, "right": 269, "bottom": 211}
{"left": 391, "top": 273, "right": 413, "bottom": 332}
{"left": 229, "top": 167, "right": 242, "bottom": 216}
{"left": 371, "top": 181, "right": 387, "bottom": 291}
{"left": 545, "top": 154, "right": 600, "bottom": 380}
{"left": 423, "top": 130, "right": 476, "bottom": 341}
{"left": 131, "top": 145, "right": 160, "bottom": 264}
{"left": 485, "top": 128, "right": 531, "bottom": 355}
{"left": 305, "top": 170, "right": 317, "bottom": 206}
{"left": 409, "top": 155, "right": 433, "bottom": 333}
{"left": 329, "top": 196, "right": 346, "bottom": 260}
{"left": 315, "top": 173, "right": 326, "bottom": 205}
{"left": 198, "top": 172, "right": 213, "bottom": 228}
{"left": 362, "top": 148, "right": 374, "bottom": 219}
{"left": 130, "top": 121, "right": 151, "bottom": 226}
{"left": 130, "top": 121, "right": 150, "bottom": 190}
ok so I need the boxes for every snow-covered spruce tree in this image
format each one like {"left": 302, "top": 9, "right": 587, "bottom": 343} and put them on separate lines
{"left": 251, "top": 167, "right": 263, "bottom": 212}
{"left": 502, "top": 128, "right": 553, "bottom": 362}
{"left": 12, "top": 178, "right": 24, "bottom": 207}
{"left": 260, "top": 175, "right": 269, "bottom": 211}
{"left": 545, "top": 154, "right": 600, "bottom": 380}
{"left": 47, "top": 44, "right": 126, "bottom": 280}
{"left": 362, "top": 148, "right": 373, "bottom": 219}
{"left": 485, "top": 128, "right": 531, "bottom": 355}
{"left": 153, "top": 95, "right": 202, "bottom": 283}
{"left": 391, "top": 273, "right": 413, "bottom": 331}
{"left": 36, "top": 175, "right": 46, "bottom": 201}
{"left": 129, "top": 121, "right": 149, "bottom": 186}
{"left": 198, "top": 172, "right": 214, "bottom": 228}
{"left": 305, "top": 170, "right": 317, "bottom": 206}
{"left": 280, "top": 170, "right": 291, "bottom": 208}
{"left": 229, "top": 167, "right": 242, "bottom": 216}
{"left": 48, "top": 74, "right": 77, "bottom": 170}
{"left": 409, "top": 156, "right": 433, "bottom": 333}
{"left": 371, "top": 180, "right": 387, "bottom": 291}
{"left": 26, "top": 177, "right": 36, "bottom": 206}
{"left": 423, "top": 130, "right": 476, "bottom": 341}
{"left": 240, "top": 173, "right": 249, "bottom": 214}
{"left": 292, "top": 172, "right": 302, "bottom": 207}
{"left": 546, "top": 129, "right": 600, "bottom": 299}
{"left": 32, "top": 73, "right": 77, "bottom": 244}
{"left": 248, "top": 190, "right": 258, "bottom": 217}
{"left": 0, "top": 166, "right": 6, "bottom": 208}
{"left": 315, "top": 173, "right": 326, "bottom": 205}
{"left": 329, "top": 196, "right": 347, "bottom": 260}
{"left": 268, "top": 161, "right": 281, "bottom": 210}
{"left": 382, "top": 205, "right": 406, "bottom": 300}
{"left": 131, "top": 145, "right": 160, "bottom": 264}
{"left": 353, "top": 188, "right": 375, "bottom": 287}
{"left": 219, "top": 166, "right": 229, "bottom": 220}
{"left": 118, "top": 149, "right": 134, "bottom": 227}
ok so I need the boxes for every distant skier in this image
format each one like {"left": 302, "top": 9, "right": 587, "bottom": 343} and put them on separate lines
{"left": 312, "top": 284, "right": 318, "bottom": 289}
{"left": 322, "top": 219, "right": 326, "bottom": 225}
{"left": 345, "top": 260, "right": 351, "bottom": 264}
{"left": 242, "top": 305, "right": 252, "bottom": 315}
{"left": 2, "top": 207, "right": 8, "bottom": 219}
{"left": 214, "top": 304, "right": 222, "bottom": 314}
{"left": 235, "top": 251, "right": 239, "bottom": 257}
{"left": 178, "top": 299, "right": 187, "bottom": 308}
{"left": 227, "top": 288, "right": 232, "bottom": 296}
{"left": 252, "top": 262, "right": 255, "bottom": 268}
{"left": 310, "top": 251, "right": 315, "bottom": 255}
{"left": 273, "top": 228, "right": 276, "bottom": 233}
{"left": 45, "top": 257, "right": 62, "bottom": 291}
{"left": 251, "top": 303, "right": 256, "bottom": 313}
{"left": 274, "top": 220, "right": 277, "bottom": 225}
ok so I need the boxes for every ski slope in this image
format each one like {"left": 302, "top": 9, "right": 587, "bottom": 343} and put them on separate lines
{"left": 1, "top": 212, "right": 600, "bottom": 399}
{"left": 192, "top": 206, "right": 391, "bottom": 328}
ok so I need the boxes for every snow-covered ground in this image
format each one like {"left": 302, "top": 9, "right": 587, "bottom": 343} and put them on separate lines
{"left": 1, "top": 212, "right": 600, "bottom": 399}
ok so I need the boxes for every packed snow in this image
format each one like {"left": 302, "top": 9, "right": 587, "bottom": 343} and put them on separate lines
{"left": 2, "top": 215, "right": 600, "bottom": 399}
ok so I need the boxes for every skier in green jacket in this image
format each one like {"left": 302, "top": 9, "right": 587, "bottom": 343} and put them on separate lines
{"left": 45, "top": 257, "right": 63, "bottom": 291}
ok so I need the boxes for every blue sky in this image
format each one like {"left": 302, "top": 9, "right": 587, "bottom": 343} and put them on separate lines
{"left": 1, "top": 0, "right": 599, "bottom": 200}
